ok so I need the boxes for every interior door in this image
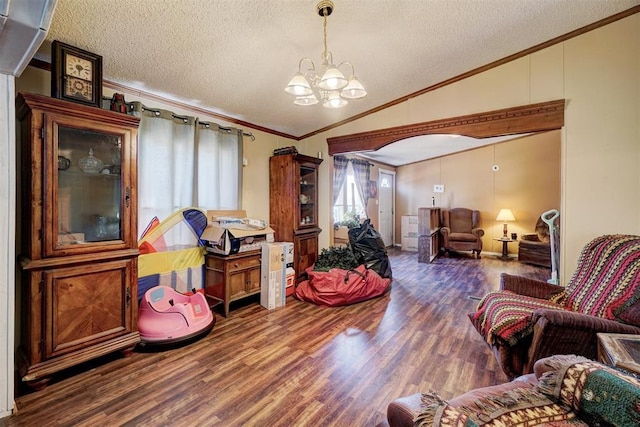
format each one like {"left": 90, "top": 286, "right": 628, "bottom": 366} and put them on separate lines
{"left": 378, "top": 169, "right": 395, "bottom": 247}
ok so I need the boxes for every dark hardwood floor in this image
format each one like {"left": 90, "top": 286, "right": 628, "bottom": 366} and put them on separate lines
{"left": 4, "top": 249, "right": 550, "bottom": 426}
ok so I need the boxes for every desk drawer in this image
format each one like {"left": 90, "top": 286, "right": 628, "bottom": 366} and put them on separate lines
{"left": 205, "top": 253, "right": 261, "bottom": 272}
{"left": 227, "top": 256, "right": 261, "bottom": 272}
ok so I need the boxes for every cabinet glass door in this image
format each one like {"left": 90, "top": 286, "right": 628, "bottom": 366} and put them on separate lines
{"left": 299, "top": 164, "right": 316, "bottom": 227}
{"left": 55, "top": 125, "right": 123, "bottom": 247}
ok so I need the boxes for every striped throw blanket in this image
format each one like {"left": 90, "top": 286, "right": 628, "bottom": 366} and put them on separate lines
{"left": 564, "top": 234, "right": 640, "bottom": 321}
{"left": 474, "top": 290, "right": 565, "bottom": 346}
{"left": 475, "top": 235, "right": 640, "bottom": 347}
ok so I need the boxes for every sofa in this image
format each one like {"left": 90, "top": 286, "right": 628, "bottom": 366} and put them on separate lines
{"left": 469, "top": 234, "right": 640, "bottom": 379}
{"left": 387, "top": 354, "right": 640, "bottom": 427}
{"left": 517, "top": 215, "right": 556, "bottom": 267}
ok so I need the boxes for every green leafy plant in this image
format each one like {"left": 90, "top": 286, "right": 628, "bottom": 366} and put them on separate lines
{"left": 333, "top": 210, "right": 361, "bottom": 229}
{"left": 314, "top": 246, "right": 359, "bottom": 271}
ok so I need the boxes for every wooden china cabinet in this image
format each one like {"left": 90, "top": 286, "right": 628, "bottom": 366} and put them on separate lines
{"left": 269, "top": 153, "right": 323, "bottom": 283}
{"left": 15, "top": 93, "right": 141, "bottom": 388}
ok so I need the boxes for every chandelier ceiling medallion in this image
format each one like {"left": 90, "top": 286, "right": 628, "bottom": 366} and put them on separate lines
{"left": 284, "top": 0, "right": 367, "bottom": 108}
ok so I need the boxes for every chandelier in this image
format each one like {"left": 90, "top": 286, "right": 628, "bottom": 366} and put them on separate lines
{"left": 284, "top": 0, "right": 367, "bottom": 108}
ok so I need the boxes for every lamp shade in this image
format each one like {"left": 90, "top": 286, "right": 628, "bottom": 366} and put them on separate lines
{"left": 496, "top": 209, "right": 516, "bottom": 222}
{"left": 318, "top": 64, "right": 347, "bottom": 90}
{"left": 323, "top": 91, "right": 348, "bottom": 108}
{"left": 285, "top": 72, "right": 313, "bottom": 96}
{"left": 341, "top": 76, "right": 367, "bottom": 99}
{"left": 294, "top": 94, "right": 319, "bottom": 106}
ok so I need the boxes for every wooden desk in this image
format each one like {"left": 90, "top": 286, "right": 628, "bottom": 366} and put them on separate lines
{"left": 597, "top": 333, "right": 640, "bottom": 374}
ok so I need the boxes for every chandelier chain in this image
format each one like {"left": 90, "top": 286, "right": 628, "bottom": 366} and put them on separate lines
{"left": 322, "top": 10, "right": 328, "bottom": 63}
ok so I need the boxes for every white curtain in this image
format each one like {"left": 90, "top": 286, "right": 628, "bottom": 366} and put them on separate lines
{"left": 132, "top": 103, "right": 243, "bottom": 238}
{"left": 196, "top": 122, "right": 242, "bottom": 209}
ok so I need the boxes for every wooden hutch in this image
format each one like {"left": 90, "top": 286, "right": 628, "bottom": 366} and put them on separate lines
{"left": 269, "top": 153, "right": 323, "bottom": 283}
{"left": 15, "top": 93, "right": 140, "bottom": 388}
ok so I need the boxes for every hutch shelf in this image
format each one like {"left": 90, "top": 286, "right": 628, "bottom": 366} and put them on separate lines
{"left": 15, "top": 92, "right": 140, "bottom": 388}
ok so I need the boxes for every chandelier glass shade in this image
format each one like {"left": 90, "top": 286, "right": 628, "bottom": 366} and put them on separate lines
{"left": 284, "top": 1, "right": 367, "bottom": 108}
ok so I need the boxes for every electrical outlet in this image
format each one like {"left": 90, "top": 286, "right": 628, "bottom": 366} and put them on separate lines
{"left": 434, "top": 184, "right": 444, "bottom": 193}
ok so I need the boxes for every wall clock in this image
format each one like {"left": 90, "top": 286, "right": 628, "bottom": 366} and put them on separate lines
{"left": 51, "top": 41, "right": 103, "bottom": 108}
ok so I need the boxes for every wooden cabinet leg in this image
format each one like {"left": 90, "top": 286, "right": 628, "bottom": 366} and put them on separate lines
{"left": 121, "top": 345, "right": 136, "bottom": 357}
{"left": 25, "top": 376, "right": 52, "bottom": 391}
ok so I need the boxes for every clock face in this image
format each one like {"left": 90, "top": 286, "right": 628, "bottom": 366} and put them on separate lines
{"left": 65, "top": 76, "right": 93, "bottom": 101}
{"left": 65, "top": 54, "right": 92, "bottom": 80}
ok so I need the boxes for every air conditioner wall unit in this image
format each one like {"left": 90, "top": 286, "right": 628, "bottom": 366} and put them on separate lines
{"left": 0, "top": 0, "right": 57, "bottom": 76}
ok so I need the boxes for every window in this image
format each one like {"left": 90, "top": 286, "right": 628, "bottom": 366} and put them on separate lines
{"left": 333, "top": 163, "right": 366, "bottom": 223}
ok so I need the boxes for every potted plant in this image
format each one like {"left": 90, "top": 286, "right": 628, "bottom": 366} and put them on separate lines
{"left": 333, "top": 210, "right": 361, "bottom": 229}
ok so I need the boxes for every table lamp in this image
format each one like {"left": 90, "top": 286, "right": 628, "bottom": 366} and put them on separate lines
{"left": 496, "top": 208, "right": 516, "bottom": 238}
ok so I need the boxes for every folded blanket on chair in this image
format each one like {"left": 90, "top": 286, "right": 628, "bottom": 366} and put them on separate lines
{"left": 474, "top": 290, "right": 564, "bottom": 346}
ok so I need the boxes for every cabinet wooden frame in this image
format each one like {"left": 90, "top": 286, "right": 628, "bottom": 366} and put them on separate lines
{"left": 15, "top": 92, "right": 140, "bottom": 388}
{"left": 418, "top": 208, "right": 441, "bottom": 263}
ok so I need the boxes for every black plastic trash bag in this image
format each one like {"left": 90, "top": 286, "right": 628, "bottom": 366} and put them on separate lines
{"left": 348, "top": 219, "right": 392, "bottom": 279}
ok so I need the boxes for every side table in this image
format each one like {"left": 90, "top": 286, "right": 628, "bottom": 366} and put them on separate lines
{"left": 493, "top": 238, "right": 514, "bottom": 260}
{"left": 597, "top": 333, "right": 640, "bottom": 375}
{"left": 204, "top": 250, "right": 262, "bottom": 317}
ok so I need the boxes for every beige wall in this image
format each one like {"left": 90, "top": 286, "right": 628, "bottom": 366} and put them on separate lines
{"left": 396, "top": 131, "right": 560, "bottom": 255}
{"left": 302, "top": 13, "right": 640, "bottom": 283}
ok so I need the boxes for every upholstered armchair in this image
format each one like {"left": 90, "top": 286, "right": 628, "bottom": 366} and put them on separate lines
{"left": 440, "top": 208, "right": 484, "bottom": 258}
{"left": 518, "top": 215, "right": 556, "bottom": 267}
{"left": 469, "top": 234, "right": 640, "bottom": 379}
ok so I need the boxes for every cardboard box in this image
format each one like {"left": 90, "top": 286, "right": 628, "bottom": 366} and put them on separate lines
{"left": 283, "top": 243, "right": 295, "bottom": 296}
{"left": 260, "top": 242, "right": 293, "bottom": 309}
{"left": 202, "top": 210, "right": 275, "bottom": 255}
{"left": 285, "top": 267, "right": 296, "bottom": 297}
{"left": 401, "top": 215, "right": 419, "bottom": 251}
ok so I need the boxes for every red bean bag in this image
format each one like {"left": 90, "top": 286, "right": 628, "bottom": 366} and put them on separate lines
{"left": 295, "top": 264, "right": 391, "bottom": 307}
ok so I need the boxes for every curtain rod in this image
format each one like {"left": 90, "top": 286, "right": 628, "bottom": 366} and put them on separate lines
{"left": 210, "top": 124, "right": 255, "bottom": 141}
{"left": 342, "top": 156, "right": 373, "bottom": 167}
{"left": 104, "top": 97, "right": 256, "bottom": 140}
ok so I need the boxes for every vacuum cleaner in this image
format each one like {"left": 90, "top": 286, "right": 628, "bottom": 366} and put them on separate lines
{"left": 541, "top": 209, "right": 560, "bottom": 285}
{"left": 138, "top": 286, "right": 215, "bottom": 346}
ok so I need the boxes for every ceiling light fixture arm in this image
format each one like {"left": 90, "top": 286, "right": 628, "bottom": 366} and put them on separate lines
{"left": 297, "top": 57, "right": 316, "bottom": 74}
{"left": 338, "top": 61, "right": 355, "bottom": 78}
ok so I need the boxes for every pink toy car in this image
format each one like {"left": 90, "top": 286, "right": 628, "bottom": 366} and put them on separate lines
{"left": 138, "top": 286, "right": 215, "bottom": 346}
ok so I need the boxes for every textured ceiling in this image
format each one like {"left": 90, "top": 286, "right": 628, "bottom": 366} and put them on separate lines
{"left": 37, "top": 0, "right": 638, "bottom": 141}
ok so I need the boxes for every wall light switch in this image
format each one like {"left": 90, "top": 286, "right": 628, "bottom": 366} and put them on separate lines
{"left": 242, "top": 157, "right": 248, "bottom": 166}
{"left": 434, "top": 184, "right": 445, "bottom": 193}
